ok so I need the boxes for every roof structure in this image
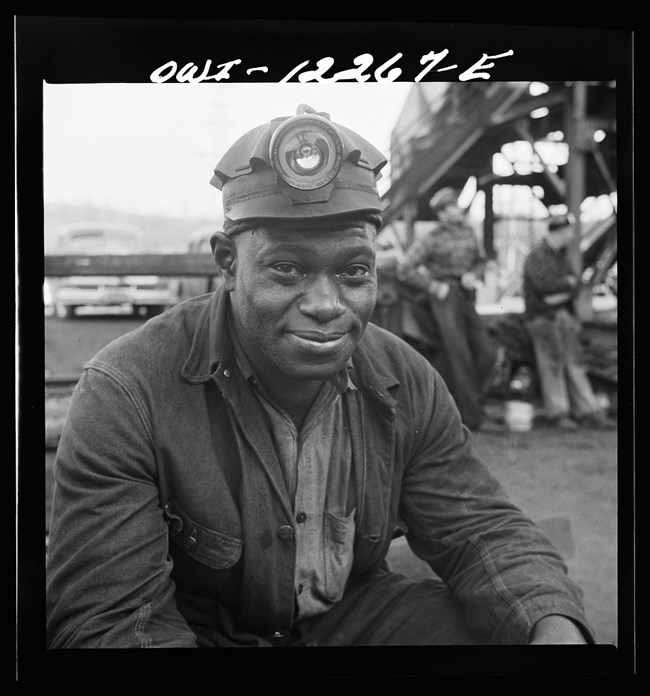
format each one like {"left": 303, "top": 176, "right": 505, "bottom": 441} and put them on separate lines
{"left": 382, "top": 81, "right": 617, "bottom": 224}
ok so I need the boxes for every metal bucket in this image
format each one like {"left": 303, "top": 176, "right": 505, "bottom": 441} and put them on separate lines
{"left": 504, "top": 400, "right": 534, "bottom": 432}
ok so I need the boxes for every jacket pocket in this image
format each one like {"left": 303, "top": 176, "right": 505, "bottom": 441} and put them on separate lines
{"left": 163, "top": 500, "right": 242, "bottom": 570}
{"left": 323, "top": 508, "right": 356, "bottom": 602}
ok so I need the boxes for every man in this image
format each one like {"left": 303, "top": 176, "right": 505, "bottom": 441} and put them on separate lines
{"left": 397, "top": 187, "right": 497, "bottom": 431}
{"left": 522, "top": 214, "right": 616, "bottom": 430}
{"left": 46, "top": 105, "right": 591, "bottom": 649}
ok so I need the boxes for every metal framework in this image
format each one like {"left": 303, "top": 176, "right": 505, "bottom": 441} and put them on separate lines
{"left": 381, "top": 81, "right": 617, "bottom": 311}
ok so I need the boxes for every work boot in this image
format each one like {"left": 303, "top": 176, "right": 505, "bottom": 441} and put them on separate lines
{"left": 579, "top": 412, "right": 617, "bottom": 430}
{"left": 551, "top": 416, "right": 580, "bottom": 431}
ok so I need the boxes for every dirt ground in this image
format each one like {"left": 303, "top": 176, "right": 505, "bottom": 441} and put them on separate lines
{"left": 43, "top": 314, "right": 624, "bottom": 647}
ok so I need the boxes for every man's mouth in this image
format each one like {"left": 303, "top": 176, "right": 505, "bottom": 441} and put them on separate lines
{"left": 288, "top": 330, "right": 348, "bottom": 355}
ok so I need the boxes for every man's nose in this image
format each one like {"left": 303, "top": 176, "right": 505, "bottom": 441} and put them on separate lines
{"left": 298, "top": 276, "right": 345, "bottom": 323}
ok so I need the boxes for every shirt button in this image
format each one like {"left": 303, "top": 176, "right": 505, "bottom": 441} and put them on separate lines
{"left": 277, "top": 525, "right": 295, "bottom": 540}
{"left": 296, "top": 512, "right": 307, "bottom": 523}
{"left": 185, "top": 530, "right": 198, "bottom": 549}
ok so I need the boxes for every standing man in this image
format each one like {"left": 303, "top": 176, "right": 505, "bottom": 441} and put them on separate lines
{"left": 523, "top": 213, "right": 615, "bottom": 430}
{"left": 397, "top": 187, "right": 498, "bottom": 431}
{"left": 46, "top": 106, "right": 592, "bottom": 651}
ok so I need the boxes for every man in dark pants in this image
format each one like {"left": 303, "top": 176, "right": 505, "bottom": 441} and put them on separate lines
{"left": 397, "top": 188, "right": 498, "bottom": 431}
{"left": 46, "top": 106, "right": 591, "bottom": 650}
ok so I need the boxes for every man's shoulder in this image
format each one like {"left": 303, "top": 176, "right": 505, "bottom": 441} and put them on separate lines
{"left": 357, "top": 322, "right": 433, "bottom": 376}
{"left": 88, "top": 295, "right": 211, "bottom": 372}
{"left": 360, "top": 321, "right": 415, "bottom": 349}
{"left": 524, "top": 239, "right": 549, "bottom": 263}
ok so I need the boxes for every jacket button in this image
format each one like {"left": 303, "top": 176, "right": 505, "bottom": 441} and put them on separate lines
{"left": 296, "top": 512, "right": 307, "bottom": 523}
{"left": 277, "top": 525, "right": 295, "bottom": 540}
{"left": 185, "top": 530, "right": 198, "bottom": 549}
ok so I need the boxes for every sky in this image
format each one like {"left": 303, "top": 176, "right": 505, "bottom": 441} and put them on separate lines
{"left": 43, "top": 82, "right": 413, "bottom": 222}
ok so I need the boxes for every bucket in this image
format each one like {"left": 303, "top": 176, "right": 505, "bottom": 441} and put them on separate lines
{"left": 504, "top": 400, "right": 534, "bottom": 432}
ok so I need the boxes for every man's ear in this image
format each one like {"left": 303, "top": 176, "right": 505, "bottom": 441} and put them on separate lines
{"left": 210, "top": 231, "right": 236, "bottom": 290}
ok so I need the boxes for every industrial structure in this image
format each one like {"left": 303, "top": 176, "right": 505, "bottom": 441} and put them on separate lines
{"left": 378, "top": 80, "right": 617, "bottom": 316}
{"left": 373, "top": 80, "right": 619, "bottom": 402}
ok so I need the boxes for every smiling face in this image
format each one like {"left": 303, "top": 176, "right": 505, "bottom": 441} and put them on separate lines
{"left": 222, "top": 221, "right": 378, "bottom": 398}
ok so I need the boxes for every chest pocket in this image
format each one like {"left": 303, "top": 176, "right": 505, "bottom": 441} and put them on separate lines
{"left": 163, "top": 500, "right": 242, "bottom": 570}
{"left": 323, "top": 509, "right": 356, "bottom": 602}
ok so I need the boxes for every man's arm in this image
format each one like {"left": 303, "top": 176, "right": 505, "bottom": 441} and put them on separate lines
{"left": 399, "top": 366, "right": 595, "bottom": 645}
{"left": 397, "top": 235, "right": 453, "bottom": 300}
{"left": 463, "top": 229, "right": 488, "bottom": 287}
{"left": 46, "top": 367, "right": 197, "bottom": 649}
{"left": 396, "top": 236, "right": 437, "bottom": 293}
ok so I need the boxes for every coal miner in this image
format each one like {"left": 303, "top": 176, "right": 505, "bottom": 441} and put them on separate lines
{"left": 522, "top": 213, "right": 617, "bottom": 431}
{"left": 397, "top": 187, "right": 497, "bottom": 432}
{"left": 46, "top": 105, "right": 592, "bottom": 648}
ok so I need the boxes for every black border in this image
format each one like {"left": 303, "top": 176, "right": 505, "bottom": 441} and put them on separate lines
{"left": 16, "top": 17, "right": 636, "bottom": 679}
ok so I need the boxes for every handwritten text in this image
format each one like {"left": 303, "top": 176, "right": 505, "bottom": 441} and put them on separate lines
{"left": 149, "top": 50, "right": 514, "bottom": 84}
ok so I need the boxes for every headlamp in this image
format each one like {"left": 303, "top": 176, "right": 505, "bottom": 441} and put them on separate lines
{"left": 269, "top": 113, "right": 344, "bottom": 191}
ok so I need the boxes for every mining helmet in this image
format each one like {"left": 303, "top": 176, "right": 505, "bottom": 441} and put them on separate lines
{"left": 210, "top": 104, "right": 387, "bottom": 226}
{"left": 548, "top": 212, "right": 576, "bottom": 231}
{"left": 429, "top": 187, "right": 460, "bottom": 214}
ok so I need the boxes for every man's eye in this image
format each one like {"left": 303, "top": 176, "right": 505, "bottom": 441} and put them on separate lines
{"left": 272, "top": 263, "right": 303, "bottom": 276}
{"left": 340, "top": 265, "right": 370, "bottom": 278}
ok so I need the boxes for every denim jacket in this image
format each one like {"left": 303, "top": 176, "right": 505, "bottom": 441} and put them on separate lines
{"left": 46, "top": 288, "right": 593, "bottom": 648}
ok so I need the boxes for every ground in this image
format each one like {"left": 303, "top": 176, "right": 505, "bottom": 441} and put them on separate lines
{"left": 43, "top": 313, "right": 623, "bottom": 646}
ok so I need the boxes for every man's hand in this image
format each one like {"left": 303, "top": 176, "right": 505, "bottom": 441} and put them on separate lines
{"left": 460, "top": 272, "right": 477, "bottom": 290}
{"left": 529, "top": 615, "right": 588, "bottom": 644}
{"left": 428, "top": 280, "right": 450, "bottom": 300}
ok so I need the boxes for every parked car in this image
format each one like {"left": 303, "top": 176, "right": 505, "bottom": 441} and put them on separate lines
{"left": 175, "top": 227, "right": 222, "bottom": 303}
{"left": 50, "top": 222, "right": 178, "bottom": 319}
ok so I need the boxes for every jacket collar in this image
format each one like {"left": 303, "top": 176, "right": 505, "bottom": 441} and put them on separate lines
{"left": 181, "top": 287, "right": 400, "bottom": 404}
{"left": 181, "top": 287, "right": 230, "bottom": 383}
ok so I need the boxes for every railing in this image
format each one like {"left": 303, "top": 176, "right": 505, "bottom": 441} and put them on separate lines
{"left": 44, "top": 252, "right": 217, "bottom": 278}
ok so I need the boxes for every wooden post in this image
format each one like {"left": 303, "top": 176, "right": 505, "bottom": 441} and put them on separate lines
{"left": 483, "top": 182, "right": 495, "bottom": 259}
{"left": 565, "top": 82, "right": 587, "bottom": 275}
{"left": 403, "top": 198, "right": 418, "bottom": 249}
{"left": 565, "top": 82, "right": 594, "bottom": 321}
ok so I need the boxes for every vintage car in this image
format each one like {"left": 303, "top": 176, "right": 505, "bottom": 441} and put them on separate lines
{"left": 49, "top": 222, "right": 178, "bottom": 319}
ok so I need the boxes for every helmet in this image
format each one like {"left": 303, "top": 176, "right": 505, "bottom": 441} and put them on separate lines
{"left": 429, "top": 187, "right": 460, "bottom": 215}
{"left": 210, "top": 104, "right": 387, "bottom": 226}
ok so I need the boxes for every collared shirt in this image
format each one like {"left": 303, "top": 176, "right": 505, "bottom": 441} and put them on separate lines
{"left": 229, "top": 320, "right": 357, "bottom": 619}
{"left": 397, "top": 220, "right": 486, "bottom": 292}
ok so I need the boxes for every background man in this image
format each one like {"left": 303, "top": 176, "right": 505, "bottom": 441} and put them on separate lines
{"left": 46, "top": 106, "right": 591, "bottom": 650}
{"left": 397, "top": 187, "right": 498, "bottom": 431}
{"left": 523, "top": 214, "right": 616, "bottom": 430}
